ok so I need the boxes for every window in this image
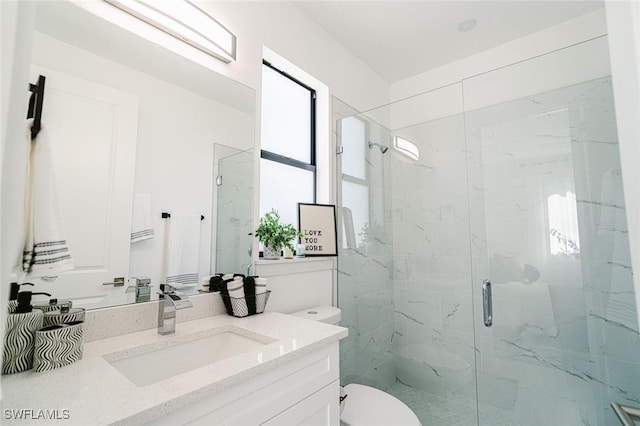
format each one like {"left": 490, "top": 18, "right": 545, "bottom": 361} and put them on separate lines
{"left": 260, "top": 61, "right": 316, "bottom": 228}
{"left": 339, "top": 116, "right": 369, "bottom": 249}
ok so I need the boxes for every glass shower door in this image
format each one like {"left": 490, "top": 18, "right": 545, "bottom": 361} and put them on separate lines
{"left": 336, "top": 83, "right": 482, "bottom": 425}
{"left": 465, "top": 37, "right": 640, "bottom": 425}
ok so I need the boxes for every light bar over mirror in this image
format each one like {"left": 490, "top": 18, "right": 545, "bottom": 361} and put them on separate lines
{"left": 104, "top": 0, "right": 236, "bottom": 63}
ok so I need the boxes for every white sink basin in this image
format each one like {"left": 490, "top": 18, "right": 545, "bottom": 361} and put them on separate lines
{"left": 104, "top": 325, "right": 276, "bottom": 386}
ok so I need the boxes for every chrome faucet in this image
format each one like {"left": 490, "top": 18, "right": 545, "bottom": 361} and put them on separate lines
{"left": 158, "top": 284, "right": 193, "bottom": 335}
{"left": 125, "top": 276, "right": 152, "bottom": 303}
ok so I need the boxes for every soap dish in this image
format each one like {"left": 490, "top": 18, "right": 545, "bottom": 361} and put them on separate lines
{"left": 220, "top": 291, "right": 271, "bottom": 318}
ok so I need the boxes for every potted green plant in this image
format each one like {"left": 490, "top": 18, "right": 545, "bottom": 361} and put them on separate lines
{"left": 251, "top": 209, "right": 303, "bottom": 259}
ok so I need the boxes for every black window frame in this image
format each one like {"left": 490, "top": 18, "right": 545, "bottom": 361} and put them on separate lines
{"left": 261, "top": 60, "right": 317, "bottom": 202}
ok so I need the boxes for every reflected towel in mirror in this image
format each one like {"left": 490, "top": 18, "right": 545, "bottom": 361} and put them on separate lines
{"left": 130, "top": 192, "right": 154, "bottom": 243}
{"left": 20, "top": 124, "right": 74, "bottom": 279}
{"left": 164, "top": 214, "right": 200, "bottom": 288}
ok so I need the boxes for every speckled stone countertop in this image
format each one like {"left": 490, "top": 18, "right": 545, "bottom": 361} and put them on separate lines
{"left": 0, "top": 312, "right": 348, "bottom": 425}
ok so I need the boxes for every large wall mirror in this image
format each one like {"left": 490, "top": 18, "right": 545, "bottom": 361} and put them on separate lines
{"left": 25, "top": 1, "right": 255, "bottom": 309}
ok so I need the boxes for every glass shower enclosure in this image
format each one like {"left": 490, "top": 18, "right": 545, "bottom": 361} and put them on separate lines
{"left": 336, "top": 36, "right": 640, "bottom": 425}
{"left": 212, "top": 144, "right": 254, "bottom": 274}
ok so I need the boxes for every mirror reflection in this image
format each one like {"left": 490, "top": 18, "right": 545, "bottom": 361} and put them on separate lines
{"left": 24, "top": 1, "right": 255, "bottom": 309}
{"left": 212, "top": 144, "right": 254, "bottom": 275}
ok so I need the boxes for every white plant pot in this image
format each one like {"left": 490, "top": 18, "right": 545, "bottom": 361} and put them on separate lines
{"left": 283, "top": 246, "right": 294, "bottom": 259}
{"left": 263, "top": 244, "right": 281, "bottom": 260}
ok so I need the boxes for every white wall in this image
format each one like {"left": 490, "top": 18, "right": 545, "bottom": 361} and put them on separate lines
{"left": 254, "top": 258, "right": 335, "bottom": 314}
{"left": 195, "top": 2, "right": 390, "bottom": 113}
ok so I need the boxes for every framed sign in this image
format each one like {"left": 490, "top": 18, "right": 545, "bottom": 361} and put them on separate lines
{"left": 298, "top": 203, "right": 338, "bottom": 256}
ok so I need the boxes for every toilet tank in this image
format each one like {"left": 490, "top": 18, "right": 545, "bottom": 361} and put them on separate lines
{"left": 291, "top": 305, "right": 341, "bottom": 325}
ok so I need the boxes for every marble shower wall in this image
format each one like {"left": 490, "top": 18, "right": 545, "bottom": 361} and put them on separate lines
{"left": 389, "top": 102, "right": 479, "bottom": 405}
{"left": 465, "top": 74, "right": 640, "bottom": 425}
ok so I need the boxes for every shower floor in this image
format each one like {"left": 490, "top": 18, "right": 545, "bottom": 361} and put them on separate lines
{"left": 386, "top": 380, "right": 518, "bottom": 426}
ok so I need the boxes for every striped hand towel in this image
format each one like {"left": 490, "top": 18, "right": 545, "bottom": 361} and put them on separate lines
{"left": 131, "top": 192, "right": 154, "bottom": 243}
{"left": 165, "top": 214, "right": 200, "bottom": 288}
{"left": 21, "top": 126, "right": 73, "bottom": 278}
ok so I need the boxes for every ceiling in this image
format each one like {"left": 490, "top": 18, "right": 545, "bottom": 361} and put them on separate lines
{"left": 295, "top": 1, "right": 604, "bottom": 83}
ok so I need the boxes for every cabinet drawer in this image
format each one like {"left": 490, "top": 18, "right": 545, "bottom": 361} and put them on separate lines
{"left": 155, "top": 343, "right": 339, "bottom": 425}
{"left": 262, "top": 380, "right": 340, "bottom": 426}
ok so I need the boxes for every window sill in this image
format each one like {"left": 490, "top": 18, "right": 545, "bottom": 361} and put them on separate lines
{"left": 253, "top": 256, "right": 336, "bottom": 276}
{"left": 254, "top": 256, "right": 335, "bottom": 265}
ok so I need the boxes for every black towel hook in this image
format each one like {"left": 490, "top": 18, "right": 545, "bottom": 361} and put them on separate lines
{"left": 27, "top": 75, "right": 46, "bottom": 140}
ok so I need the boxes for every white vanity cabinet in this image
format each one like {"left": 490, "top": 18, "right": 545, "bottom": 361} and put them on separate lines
{"left": 1, "top": 312, "right": 347, "bottom": 425}
{"left": 154, "top": 342, "right": 340, "bottom": 426}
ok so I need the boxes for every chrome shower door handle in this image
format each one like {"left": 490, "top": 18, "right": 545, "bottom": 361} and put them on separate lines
{"left": 482, "top": 279, "right": 493, "bottom": 327}
{"left": 612, "top": 402, "right": 640, "bottom": 425}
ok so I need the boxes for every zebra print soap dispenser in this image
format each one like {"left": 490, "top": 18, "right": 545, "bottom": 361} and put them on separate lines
{"left": 2, "top": 290, "right": 50, "bottom": 374}
{"left": 7, "top": 282, "right": 34, "bottom": 313}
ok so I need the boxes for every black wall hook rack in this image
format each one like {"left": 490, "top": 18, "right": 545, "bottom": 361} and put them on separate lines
{"left": 27, "top": 75, "right": 46, "bottom": 140}
{"left": 162, "top": 212, "right": 204, "bottom": 221}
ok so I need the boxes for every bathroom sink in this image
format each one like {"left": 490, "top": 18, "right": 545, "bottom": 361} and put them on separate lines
{"left": 104, "top": 325, "right": 276, "bottom": 386}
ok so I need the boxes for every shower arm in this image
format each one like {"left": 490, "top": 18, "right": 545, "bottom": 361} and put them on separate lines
{"left": 368, "top": 141, "right": 389, "bottom": 153}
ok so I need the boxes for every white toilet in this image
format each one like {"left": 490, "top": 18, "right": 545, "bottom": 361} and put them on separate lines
{"left": 291, "top": 306, "right": 422, "bottom": 426}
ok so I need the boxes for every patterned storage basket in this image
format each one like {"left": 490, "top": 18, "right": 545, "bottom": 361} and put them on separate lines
{"left": 220, "top": 291, "right": 271, "bottom": 318}
{"left": 33, "top": 321, "right": 84, "bottom": 372}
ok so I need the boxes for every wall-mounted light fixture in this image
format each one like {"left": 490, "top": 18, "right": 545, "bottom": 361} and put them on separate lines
{"left": 104, "top": 0, "right": 236, "bottom": 63}
{"left": 393, "top": 136, "right": 419, "bottom": 161}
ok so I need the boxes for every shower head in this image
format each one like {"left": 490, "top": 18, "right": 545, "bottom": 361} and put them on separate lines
{"left": 368, "top": 141, "right": 389, "bottom": 154}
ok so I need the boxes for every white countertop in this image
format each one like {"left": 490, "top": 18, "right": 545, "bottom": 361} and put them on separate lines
{"left": 0, "top": 312, "right": 348, "bottom": 425}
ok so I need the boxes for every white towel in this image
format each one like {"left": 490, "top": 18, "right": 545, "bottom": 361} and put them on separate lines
{"left": 253, "top": 277, "right": 269, "bottom": 313}
{"left": 227, "top": 276, "right": 245, "bottom": 298}
{"left": 255, "top": 277, "right": 268, "bottom": 294}
{"left": 164, "top": 214, "right": 201, "bottom": 288}
{"left": 201, "top": 275, "right": 214, "bottom": 287}
{"left": 20, "top": 125, "right": 74, "bottom": 278}
{"left": 227, "top": 276, "right": 248, "bottom": 316}
{"left": 131, "top": 192, "right": 154, "bottom": 243}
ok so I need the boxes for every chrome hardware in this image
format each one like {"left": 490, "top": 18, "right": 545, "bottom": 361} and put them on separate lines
{"left": 482, "top": 279, "right": 493, "bottom": 327}
{"left": 157, "top": 284, "right": 193, "bottom": 335}
{"left": 133, "top": 276, "right": 151, "bottom": 286}
{"left": 216, "top": 175, "right": 222, "bottom": 186}
{"left": 125, "top": 276, "right": 152, "bottom": 303}
{"left": 612, "top": 402, "right": 640, "bottom": 425}
{"left": 336, "top": 145, "right": 344, "bottom": 154}
{"left": 102, "top": 277, "right": 125, "bottom": 287}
